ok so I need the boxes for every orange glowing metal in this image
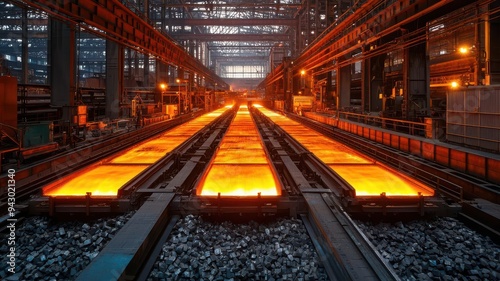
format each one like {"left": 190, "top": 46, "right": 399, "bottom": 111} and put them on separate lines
{"left": 256, "top": 106, "right": 434, "bottom": 197}
{"left": 330, "top": 164, "right": 434, "bottom": 196}
{"left": 110, "top": 137, "right": 188, "bottom": 164}
{"left": 214, "top": 149, "right": 268, "bottom": 164}
{"left": 198, "top": 105, "right": 281, "bottom": 197}
{"left": 308, "top": 149, "right": 371, "bottom": 164}
{"left": 43, "top": 107, "right": 230, "bottom": 197}
{"left": 43, "top": 165, "right": 149, "bottom": 196}
{"left": 198, "top": 164, "right": 280, "bottom": 196}
{"left": 219, "top": 136, "right": 263, "bottom": 149}
{"left": 225, "top": 126, "right": 259, "bottom": 136}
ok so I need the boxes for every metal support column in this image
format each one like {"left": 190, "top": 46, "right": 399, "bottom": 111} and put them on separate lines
{"left": 487, "top": 1, "right": 500, "bottom": 84}
{"left": 21, "top": 8, "right": 28, "bottom": 85}
{"left": 49, "top": 18, "right": 76, "bottom": 120}
{"left": 402, "top": 42, "right": 429, "bottom": 119}
{"left": 366, "top": 54, "right": 386, "bottom": 113}
{"left": 105, "top": 40, "right": 123, "bottom": 119}
{"left": 337, "top": 62, "right": 351, "bottom": 110}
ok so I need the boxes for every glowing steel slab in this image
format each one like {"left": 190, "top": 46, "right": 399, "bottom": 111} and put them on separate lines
{"left": 110, "top": 137, "right": 188, "bottom": 164}
{"left": 308, "top": 149, "right": 372, "bottom": 164}
{"left": 256, "top": 106, "right": 434, "bottom": 198}
{"left": 329, "top": 164, "right": 434, "bottom": 196}
{"left": 278, "top": 126, "right": 317, "bottom": 135}
{"left": 43, "top": 165, "right": 149, "bottom": 196}
{"left": 219, "top": 136, "right": 263, "bottom": 149}
{"left": 213, "top": 149, "right": 268, "bottom": 164}
{"left": 197, "top": 164, "right": 280, "bottom": 196}
{"left": 43, "top": 106, "right": 231, "bottom": 197}
{"left": 225, "top": 126, "right": 259, "bottom": 136}
{"left": 197, "top": 105, "right": 280, "bottom": 197}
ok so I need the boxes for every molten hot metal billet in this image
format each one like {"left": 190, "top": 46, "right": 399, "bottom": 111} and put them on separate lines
{"left": 110, "top": 137, "right": 190, "bottom": 164}
{"left": 197, "top": 105, "right": 281, "bottom": 197}
{"left": 255, "top": 106, "right": 434, "bottom": 197}
{"left": 43, "top": 164, "right": 149, "bottom": 196}
{"left": 42, "top": 107, "right": 232, "bottom": 197}
{"left": 329, "top": 164, "right": 433, "bottom": 196}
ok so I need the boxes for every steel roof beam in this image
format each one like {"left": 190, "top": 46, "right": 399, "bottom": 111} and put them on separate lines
{"left": 262, "top": 0, "right": 457, "bottom": 86}
{"left": 173, "top": 33, "right": 290, "bottom": 41}
{"left": 160, "top": 3, "right": 301, "bottom": 8}
{"left": 22, "top": 0, "right": 228, "bottom": 88}
{"left": 168, "top": 18, "right": 296, "bottom": 26}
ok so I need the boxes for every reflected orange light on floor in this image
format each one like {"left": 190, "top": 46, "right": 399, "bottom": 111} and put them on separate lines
{"left": 255, "top": 106, "right": 434, "bottom": 197}
{"left": 43, "top": 107, "right": 231, "bottom": 197}
{"left": 197, "top": 105, "right": 281, "bottom": 197}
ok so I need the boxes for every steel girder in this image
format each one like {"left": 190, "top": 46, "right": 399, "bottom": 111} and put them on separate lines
{"left": 23, "top": 0, "right": 228, "bottom": 88}
{"left": 168, "top": 18, "right": 296, "bottom": 26}
{"left": 261, "top": 0, "right": 456, "bottom": 87}
{"left": 161, "top": 3, "right": 302, "bottom": 8}
{"left": 173, "top": 33, "right": 291, "bottom": 42}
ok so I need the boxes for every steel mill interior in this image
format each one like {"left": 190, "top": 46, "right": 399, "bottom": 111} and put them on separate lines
{"left": 1, "top": 0, "right": 500, "bottom": 281}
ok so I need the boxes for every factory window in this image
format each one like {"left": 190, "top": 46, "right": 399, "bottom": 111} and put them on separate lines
{"left": 353, "top": 61, "right": 361, "bottom": 74}
{"left": 221, "top": 65, "right": 266, "bottom": 79}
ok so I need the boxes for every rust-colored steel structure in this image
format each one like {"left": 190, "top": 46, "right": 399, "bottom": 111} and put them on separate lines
{"left": 263, "top": 0, "right": 456, "bottom": 84}
{"left": 25, "top": 0, "right": 228, "bottom": 88}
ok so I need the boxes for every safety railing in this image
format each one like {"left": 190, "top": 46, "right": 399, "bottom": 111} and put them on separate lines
{"left": 337, "top": 111, "right": 428, "bottom": 137}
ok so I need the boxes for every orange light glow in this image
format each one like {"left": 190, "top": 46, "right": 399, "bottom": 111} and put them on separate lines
{"left": 42, "top": 107, "right": 230, "bottom": 197}
{"left": 256, "top": 106, "right": 434, "bottom": 197}
{"left": 450, "top": 81, "right": 459, "bottom": 88}
{"left": 43, "top": 164, "right": 149, "bottom": 196}
{"left": 329, "top": 164, "right": 434, "bottom": 196}
{"left": 110, "top": 137, "right": 188, "bottom": 164}
{"left": 198, "top": 164, "right": 280, "bottom": 196}
{"left": 197, "top": 105, "right": 281, "bottom": 197}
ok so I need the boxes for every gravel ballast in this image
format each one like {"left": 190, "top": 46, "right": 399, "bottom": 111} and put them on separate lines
{"left": 357, "top": 217, "right": 500, "bottom": 281}
{"left": 149, "top": 215, "right": 328, "bottom": 281}
{"left": 4, "top": 212, "right": 498, "bottom": 281}
{"left": 0, "top": 212, "right": 134, "bottom": 281}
